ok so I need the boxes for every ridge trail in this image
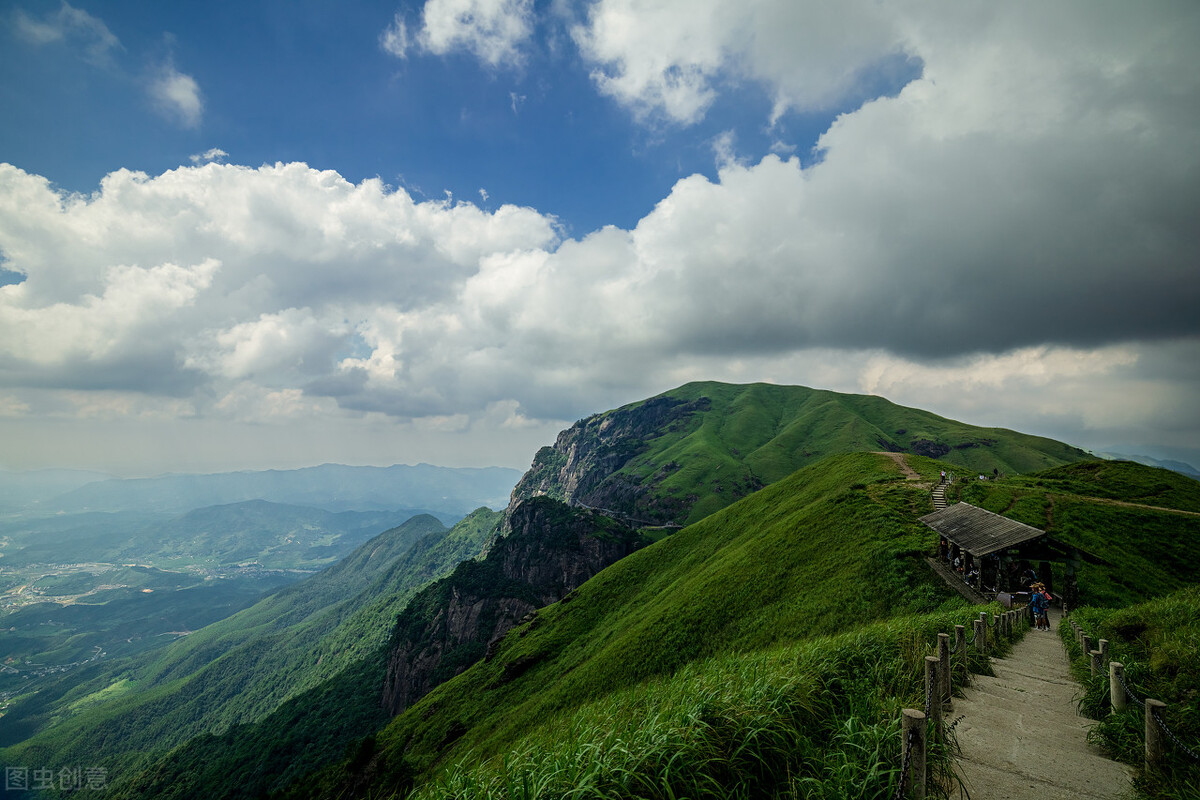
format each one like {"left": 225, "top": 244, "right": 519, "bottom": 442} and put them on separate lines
{"left": 874, "top": 451, "right": 923, "bottom": 482}
{"left": 952, "top": 609, "right": 1134, "bottom": 799}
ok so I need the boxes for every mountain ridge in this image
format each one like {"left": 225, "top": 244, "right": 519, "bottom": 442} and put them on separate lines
{"left": 510, "top": 381, "right": 1091, "bottom": 526}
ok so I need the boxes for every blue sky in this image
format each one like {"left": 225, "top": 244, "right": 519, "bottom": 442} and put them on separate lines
{"left": 1, "top": 1, "right": 1199, "bottom": 477}
{"left": 1, "top": 0, "right": 882, "bottom": 236}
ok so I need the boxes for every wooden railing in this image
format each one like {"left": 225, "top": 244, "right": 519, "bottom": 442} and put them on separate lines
{"left": 1068, "top": 618, "right": 1200, "bottom": 770}
{"left": 895, "top": 606, "right": 1029, "bottom": 799}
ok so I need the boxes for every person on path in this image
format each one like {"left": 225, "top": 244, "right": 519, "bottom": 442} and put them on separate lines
{"left": 1029, "top": 582, "right": 1050, "bottom": 630}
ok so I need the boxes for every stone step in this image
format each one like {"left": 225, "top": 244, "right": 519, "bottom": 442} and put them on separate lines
{"left": 952, "top": 610, "right": 1135, "bottom": 800}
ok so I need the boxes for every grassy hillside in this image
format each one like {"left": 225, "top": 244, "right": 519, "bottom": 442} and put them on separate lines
{"left": 523, "top": 381, "right": 1091, "bottom": 525}
{"left": 644, "top": 382, "right": 1090, "bottom": 521}
{"left": 0, "top": 510, "right": 502, "bottom": 795}
{"left": 403, "top": 608, "right": 992, "bottom": 800}
{"left": 298, "top": 452, "right": 967, "bottom": 797}
{"left": 1065, "top": 586, "right": 1200, "bottom": 799}
{"left": 957, "top": 460, "right": 1200, "bottom": 607}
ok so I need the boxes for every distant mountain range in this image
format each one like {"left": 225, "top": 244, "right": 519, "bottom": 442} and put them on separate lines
{"left": 0, "top": 462, "right": 522, "bottom": 516}
{"left": 1096, "top": 450, "right": 1200, "bottom": 479}
{"left": 0, "top": 500, "right": 447, "bottom": 570}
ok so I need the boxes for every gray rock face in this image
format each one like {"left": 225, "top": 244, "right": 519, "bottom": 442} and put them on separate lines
{"left": 506, "top": 394, "right": 710, "bottom": 525}
{"left": 381, "top": 497, "right": 639, "bottom": 715}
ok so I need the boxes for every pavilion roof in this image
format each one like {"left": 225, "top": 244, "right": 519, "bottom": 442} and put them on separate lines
{"left": 919, "top": 502, "right": 1047, "bottom": 558}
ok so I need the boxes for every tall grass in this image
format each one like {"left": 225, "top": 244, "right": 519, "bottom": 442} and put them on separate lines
{"left": 405, "top": 609, "right": 994, "bottom": 800}
{"left": 1061, "top": 586, "right": 1200, "bottom": 799}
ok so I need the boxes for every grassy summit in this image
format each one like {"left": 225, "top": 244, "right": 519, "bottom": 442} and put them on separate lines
{"left": 518, "top": 381, "right": 1091, "bottom": 525}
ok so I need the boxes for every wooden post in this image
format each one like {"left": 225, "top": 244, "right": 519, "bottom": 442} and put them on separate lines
{"left": 938, "top": 633, "right": 952, "bottom": 709}
{"left": 1090, "top": 650, "right": 1102, "bottom": 680}
{"left": 1082, "top": 634, "right": 1093, "bottom": 657}
{"left": 1146, "top": 699, "right": 1167, "bottom": 769}
{"left": 955, "top": 625, "right": 967, "bottom": 681}
{"left": 1099, "top": 639, "right": 1109, "bottom": 662}
{"left": 901, "top": 709, "right": 927, "bottom": 800}
{"left": 925, "top": 656, "right": 943, "bottom": 743}
{"left": 974, "top": 619, "right": 986, "bottom": 654}
{"left": 1110, "top": 662, "right": 1127, "bottom": 713}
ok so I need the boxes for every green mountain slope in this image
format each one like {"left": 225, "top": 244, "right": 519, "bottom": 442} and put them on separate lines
{"left": 0, "top": 510, "right": 502, "bottom": 794}
{"left": 305, "top": 455, "right": 1200, "bottom": 800}
{"left": 956, "top": 459, "right": 1200, "bottom": 607}
{"left": 303, "top": 452, "right": 959, "bottom": 796}
{"left": 514, "top": 381, "right": 1090, "bottom": 525}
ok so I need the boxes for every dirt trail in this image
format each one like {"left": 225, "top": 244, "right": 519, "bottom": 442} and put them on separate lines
{"left": 952, "top": 609, "right": 1134, "bottom": 799}
{"left": 1062, "top": 494, "right": 1200, "bottom": 518}
{"left": 874, "top": 451, "right": 922, "bottom": 481}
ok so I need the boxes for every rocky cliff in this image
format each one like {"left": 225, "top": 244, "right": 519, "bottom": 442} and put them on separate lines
{"left": 381, "top": 496, "right": 639, "bottom": 715}
{"left": 506, "top": 394, "right": 712, "bottom": 527}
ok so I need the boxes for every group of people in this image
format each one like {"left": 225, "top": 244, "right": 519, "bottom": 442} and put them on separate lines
{"left": 1029, "top": 581, "right": 1052, "bottom": 630}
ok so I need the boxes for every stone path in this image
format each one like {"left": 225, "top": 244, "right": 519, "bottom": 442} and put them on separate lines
{"left": 931, "top": 479, "right": 948, "bottom": 510}
{"left": 951, "top": 610, "right": 1135, "bottom": 799}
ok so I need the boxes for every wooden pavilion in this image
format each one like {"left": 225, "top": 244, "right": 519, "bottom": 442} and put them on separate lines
{"left": 919, "top": 502, "right": 1105, "bottom": 608}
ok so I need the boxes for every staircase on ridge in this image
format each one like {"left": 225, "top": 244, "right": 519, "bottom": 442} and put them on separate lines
{"left": 931, "top": 477, "right": 948, "bottom": 510}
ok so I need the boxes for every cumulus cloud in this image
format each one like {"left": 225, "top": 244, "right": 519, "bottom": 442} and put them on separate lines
{"left": 386, "top": 0, "right": 535, "bottom": 68}
{"left": 14, "top": 1, "right": 121, "bottom": 65}
{"left": 150, "top": 61, "right": 204, "bottom": 127}
{"left": 573, "top": 0, "right": 909, "bottom": 124}
{"left": 0, "top": 160, "right": 558, "bottom": 407}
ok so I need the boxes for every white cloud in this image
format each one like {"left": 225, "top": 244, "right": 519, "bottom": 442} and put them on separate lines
{"left": 150, "top": 62, "right": 203, "bottom": 128}
{"left": 0, "top": 160, "right": 557, "bottom": 406}
{"left": 573, "top": 0, "right": 907, "bottom": 124}
{"left": 15, "top": 1, "right": 121, "bottom": 65}
{"left": 214, "top": 383, "right": 339, "bottom": 422}
{"left": 0, "top": 393, "right": 30, "bottom": 417}
{"left": 412, "top": 0, "right": 535, "bottom": 68}
{"left": 189, "top": 148, "right": 228, "bottom": 164}
{"left": 380, "top": 13, "right": 410, "bottom": 58}
{"left": 0, "top": 259, "right": 217, "bottom": 371}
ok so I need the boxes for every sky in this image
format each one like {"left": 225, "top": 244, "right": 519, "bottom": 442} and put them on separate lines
{"left": 1, "top": 0, "right": 1199, "bottom": 478}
